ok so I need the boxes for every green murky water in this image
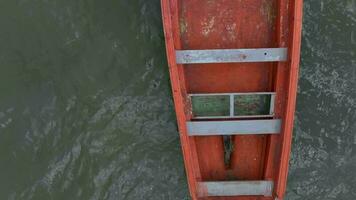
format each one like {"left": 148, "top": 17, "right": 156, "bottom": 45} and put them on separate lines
{"left": 0, "top": 0, "right": 355, "bottom": 199}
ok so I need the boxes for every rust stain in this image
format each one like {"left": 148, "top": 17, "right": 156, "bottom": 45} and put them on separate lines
{"left": 179, "top": 2, "right": 190, "bottom": 47}
{"left": 185, "top": 94, "right": 193, "bottom": 117}
{"left": 179, "top": 18, "right": 188, "bottom": 35}
{"left": 261, "top": 0, "right": 277, "bottom": 28}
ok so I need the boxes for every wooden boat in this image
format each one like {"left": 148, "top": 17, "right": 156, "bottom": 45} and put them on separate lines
{"left": 161, "top": 0, "right": 303, "bottom": 199}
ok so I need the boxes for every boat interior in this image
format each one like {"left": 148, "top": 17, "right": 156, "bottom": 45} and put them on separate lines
{"left": 162, "top": 0, "right": 302, "bottom": 199}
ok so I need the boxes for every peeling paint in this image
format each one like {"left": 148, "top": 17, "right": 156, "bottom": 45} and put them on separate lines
{"left": 180, "top": 18, "right": 188, "bottom": 35}
{"left": 261, "top": 0, "right": 277, "bottom": 28}
{"left": 201, "top": 17, "right": 215, "bottom": 37}
{"left": 225, "top": 23, "right": 237, "bottom": 42}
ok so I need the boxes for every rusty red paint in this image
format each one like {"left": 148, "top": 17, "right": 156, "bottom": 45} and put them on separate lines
{"left": 161, "top": 0, "right": 303, "bottom": 199}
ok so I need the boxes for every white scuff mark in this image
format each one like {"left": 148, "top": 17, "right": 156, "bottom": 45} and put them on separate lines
{"left": 201, "top": 17, "right": 215, "bottom": 37}
{"left": 225, "top": 23, "right": 237, "bottom": 41}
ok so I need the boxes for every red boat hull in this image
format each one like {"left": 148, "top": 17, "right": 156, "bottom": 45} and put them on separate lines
{"left": 161, "top": 0, "right": 303, "bottom": 199}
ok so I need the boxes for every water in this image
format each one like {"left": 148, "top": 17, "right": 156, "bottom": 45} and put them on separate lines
{"left": 0, "top": 0, "right": 355, "bottom": 199}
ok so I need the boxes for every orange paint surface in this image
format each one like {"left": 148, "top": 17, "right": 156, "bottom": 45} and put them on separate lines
{"left": 161, "top": 0, "right": 303, "bottom": 199}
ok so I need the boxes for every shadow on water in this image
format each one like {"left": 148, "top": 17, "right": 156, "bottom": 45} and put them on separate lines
{"left": 0, "top": 0, "right": 355, "bottom": 199}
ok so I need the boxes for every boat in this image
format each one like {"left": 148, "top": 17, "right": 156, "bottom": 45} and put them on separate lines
{"left": 161, "top": 0, "right": 303, "bottom": 199}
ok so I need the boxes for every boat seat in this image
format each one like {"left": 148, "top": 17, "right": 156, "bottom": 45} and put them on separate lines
{"left": 197, "top": 180, "right": 273, "bottom": 197}
{"left": 187, "top": 119, "right": 281, "bottom": 136}
{"left": 176, "top": 48, "right": 287, "bottom": 64}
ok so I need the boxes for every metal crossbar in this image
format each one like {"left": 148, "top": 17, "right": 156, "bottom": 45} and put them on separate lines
{"left": 187, "top": 119, "right": 281, "bottom": 136}
{"left": 197, "top": 181, "right": 273, "bottom": 197}
{"left": 176, "top": 48, "right": 288, "bottom": 64}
